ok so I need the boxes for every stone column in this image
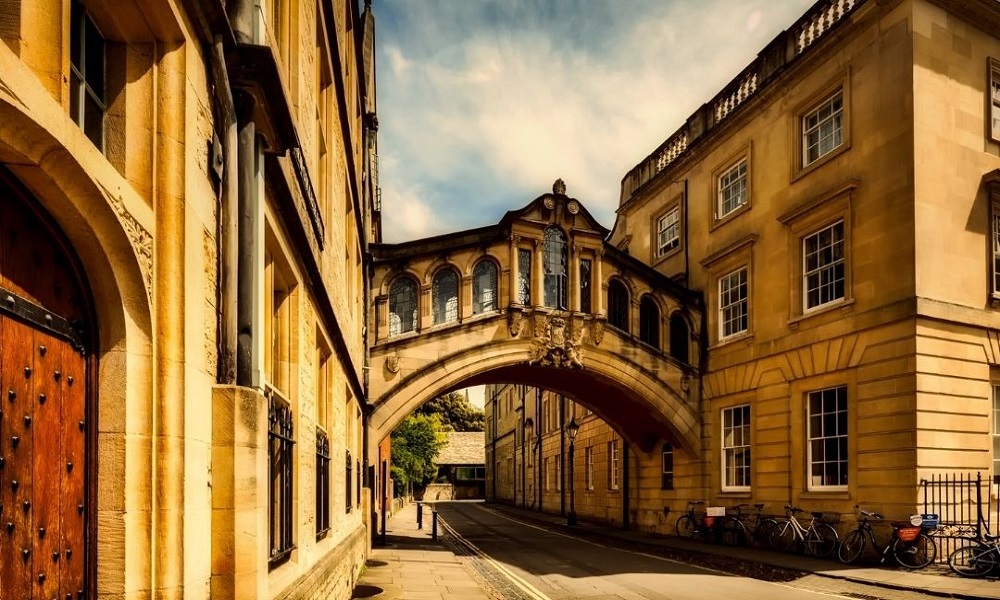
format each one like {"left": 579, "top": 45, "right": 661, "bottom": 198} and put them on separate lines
{"left": 509, "top": 235, "right": 519, "bottom": 305}
{"left": 533, "top": 238, "right": 543, "bottom": 307}
{"left": 595, "top": 249, "right": 605, "bottom": 316}
{"left": 569, "top": 246, "right": 579, "bottom": 312}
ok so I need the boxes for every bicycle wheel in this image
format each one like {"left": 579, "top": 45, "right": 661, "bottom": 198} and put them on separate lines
{"left": 675, "top": 514, "right": 697, "bottom": 538}
{"left": 720, "top": 517, "right": 747, "bottom": 547}
{"left": 949, "top": 544, "right": 996, "bottom": 577}
{"left": 892, "top": 533, "right": 936, "bottom": 569}
{"left": 805, "top": 522, "right": 839, "bottom": 557}
{"left": 752, "top": 518, "right": 778, "bottom": 548}
{"left": 769, "top": 522, "right": 796, "bottom": 552}
{"left": 838, "top": 529, "right": 866, "bottom": 564}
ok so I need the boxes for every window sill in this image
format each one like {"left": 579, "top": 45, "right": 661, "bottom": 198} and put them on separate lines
{"left": 653, "top": 245, "right": 683, "bottom": 266}
{"left": 800, "top": 490, "right": 850, "bottom": 500}
{"left": 711, "top": 205, "right": 750, "bottom": 232}
{"left": 717, "top": 490, "right": 751, "bottom": 498}
{"left": 792, "top": 142, "right": 850, "bottom": 184}
{"left": 788, "top": 298, "right": 854, "bottom": 329}
{"left": 710, "top": 331, "right": 754, "bottom": 350}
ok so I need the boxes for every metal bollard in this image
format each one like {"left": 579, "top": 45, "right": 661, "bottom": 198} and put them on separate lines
{"left": 432, "top": 511, "right": 438, "bottom": 541}
{"left": 417, "top": 502, "right": 423, "bottom": 529}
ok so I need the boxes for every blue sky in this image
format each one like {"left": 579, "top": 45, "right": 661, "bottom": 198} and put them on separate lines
{"left": 374, "top": 0, "right": 816, "bottom": 243}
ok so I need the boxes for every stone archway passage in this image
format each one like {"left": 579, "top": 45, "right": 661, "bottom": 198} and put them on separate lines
{"left": 0, "top": 171, "right": 94, "bottom": 600}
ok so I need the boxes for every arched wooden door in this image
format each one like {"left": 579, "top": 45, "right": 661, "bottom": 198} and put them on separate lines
{"left": 0, "top": 169, "right": 94, "bottom": 600}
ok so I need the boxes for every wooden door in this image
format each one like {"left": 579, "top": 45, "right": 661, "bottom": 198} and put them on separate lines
{"left": 1, "top": 168, "right": 93, "bottom": 599}
{"left": 0, "top": 313, "right": 87, "bottom": 600}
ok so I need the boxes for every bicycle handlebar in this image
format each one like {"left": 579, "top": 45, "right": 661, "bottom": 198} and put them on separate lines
{"left": 855, "top": 506, "right": 883, "bottom": 520}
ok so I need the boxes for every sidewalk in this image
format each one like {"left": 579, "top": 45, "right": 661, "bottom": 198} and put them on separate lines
{"left": 352, "top": 501, "right": 1000, "bottom": 600}
{"left": 350, "top": 504, "right": 495, "bottom": 600}
{"left": 489, "top": 503, "right": 1000, "bottom": 600}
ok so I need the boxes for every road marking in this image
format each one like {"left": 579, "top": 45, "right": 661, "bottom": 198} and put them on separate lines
{"left": 436, "top": 513, "right": 553, "bottom": 600}
{"left": 472, "top": 505, "right": 856, "bottom": 600}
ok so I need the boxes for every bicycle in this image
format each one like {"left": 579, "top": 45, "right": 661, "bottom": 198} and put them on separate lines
{"left": 719, "top": 503, "right": 777, "bottom": 547}
{"left": 838, "top": 506, "right": 937, "bottom": 569}
{"left": 675, "top": 500, "right": 716, "bottom": 540}
{"left": 948, "top": 535, "right": 1000, "bottom": 577}
{"left": 768, "top": 505, "right": 839, "bottom": 557}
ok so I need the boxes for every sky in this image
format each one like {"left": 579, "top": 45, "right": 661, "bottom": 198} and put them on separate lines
{"left": 373, "top": 0, "right": 817, "bottom": 243}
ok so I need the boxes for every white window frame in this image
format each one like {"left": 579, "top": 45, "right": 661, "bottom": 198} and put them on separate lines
{"left": 585, "top": 446, "right": 594, "bottom": 490}
{"left": 719, "top": 267, "right": 748, "bottom": 339}
{"left": 993, "top": 207, "right": 1000, "bottom": 296}
{"left": 661, "top": 443, "right": 674, "bottom": 490}
{"left": 993, "top": 386, "right": 1000, "bottom": 481}
{"left": 717, "top": 158, "right": 748, "bottom": 219}
{"left": 802, "top": 89, "right": 844, "bottom": 167}
{"left": 721, "top": 405, "right": 751, "bottom": 491}
{"left": 656, "top": 207, "right": 681, "bottom": 257}
{"left": 608, "top": 439, "right": 620, "bottom": 491}
{"left": 803, "top": 221, "right": 845, "bottom": 312}
{"left": 807, "top": 386, "right": 848, "bottom": 491}
{"left": 556, "top": 453, "right": 562, "bottom": 491}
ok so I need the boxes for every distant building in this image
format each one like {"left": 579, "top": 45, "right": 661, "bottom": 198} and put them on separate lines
{"left": 430, "top": 431, "right": 487, "bottom": 500}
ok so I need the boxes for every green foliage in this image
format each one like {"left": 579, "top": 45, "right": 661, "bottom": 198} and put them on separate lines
{"left": 390, "top": 413, "right": 446, "bottom": 490}
{"left": 416, "top": 391, "right": 485, "bottom": 432}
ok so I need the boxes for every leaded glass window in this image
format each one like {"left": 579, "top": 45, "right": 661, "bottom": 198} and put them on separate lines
{"left": 389, "top": 277, "right": 418, "bottom": 336}
{"left": 543, "top": 227, "right": 568, "bottom": 309}
{"left": 432, "top": 269, "right": 459, "bottom": 324}
{"left": 580, "top": 259, "right": 592, "bottom": 313}
{"left": 473, "top": 260, "right": 498, "bottom": 314}
{"left": 517, "top": 249, "right": 531, "bottom": 305}
{"left": 608, "top": 279, "right": 629, "bottom": 332}
{"left": 639, "top": 296, "right": 660, "bottom": 348}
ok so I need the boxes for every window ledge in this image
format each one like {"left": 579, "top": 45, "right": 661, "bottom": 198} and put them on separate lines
{"left": 717, "top": 490, "right": 751, "bottom": 499}
{"left": 710, "top": 331, "right": 754, "bottom": 350}
{"left": 792, "top": 142, "right": 850, "bottom": 184}
{"left": 711, "top": 205, "right": 750, "bottom": 232}
{"left": 788, "top": 298, "right": 854, "bottom": 328}
{"left": 800, "top": 490, "right": 850, "bottom": 500}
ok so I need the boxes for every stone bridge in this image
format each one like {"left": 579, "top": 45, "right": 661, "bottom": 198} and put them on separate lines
{"left": 368, "top": 184, "right": 705, "bottom": 454}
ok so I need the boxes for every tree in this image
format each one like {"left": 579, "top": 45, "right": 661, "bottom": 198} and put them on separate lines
{"left": 390, "top": 413, "right": 445, "bottom": 494}
{"left": 415, "top": 391, "right": 485, "bottom": 432}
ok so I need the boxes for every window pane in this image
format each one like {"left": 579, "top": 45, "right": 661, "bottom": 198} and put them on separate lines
{"left": 580, "top": 259, "right": 592, "bottom": 313}
{"left": 608, "top": 280, "right": 629, "bottom": 332}
{"left": 517, "top": 249, "right": 531, "bottom": 305}
{"left": 543, "top": 227, "right": 567, "bottom": 309}
{"left": 389, "top": 278, "right": 417, "bottom": 335}
{"left": 803, "top": 221, "right": 845, "bottom": 310}
{"left": 85, "top": 16, "right": 105, "bottom": 101}
{"left": 473, "top": 261, "right": 497, "bottom": 314}
{"left": 807, "top": 386, "right": 848, "bottom": 489}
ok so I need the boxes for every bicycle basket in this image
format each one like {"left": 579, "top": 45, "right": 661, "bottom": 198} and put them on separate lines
{"left": 897, "top": 526, "right": 921, "bottom": 542}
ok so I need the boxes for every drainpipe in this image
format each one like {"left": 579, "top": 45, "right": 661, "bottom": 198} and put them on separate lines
{"left": 559, "top": 395, "right": 565, "bottom": 517}
{"left": 623, "top": 441, "right": 630, "bottom": 530}
{"left": 210, "top": 36, "right": 238, "bottom": 384}
{"left": 536, "top": 387, "right": 542, "bottom": 513}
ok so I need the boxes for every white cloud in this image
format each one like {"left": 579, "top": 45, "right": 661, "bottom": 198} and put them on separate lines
{"left": 375, "top": 0, "right": 816, "bottom": 241}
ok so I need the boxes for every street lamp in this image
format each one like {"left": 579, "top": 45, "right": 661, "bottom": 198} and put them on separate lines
{"left": 566, "top": 417, "right": 580, "bottom": 526}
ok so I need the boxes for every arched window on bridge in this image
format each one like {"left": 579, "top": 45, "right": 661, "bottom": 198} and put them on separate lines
{"left": 639, "top": 295, "right": 660, "bottom": 349}
{"left": 473, "top": 260, "right": 498, "bottom": 314}
{"left": 432, "top": 268, "right": 459, "bottom": 324}
{"left": 543, "top": 226, "right": 568, "bottom": 309}
{"left": 389, "top": 277, "right": 418, "bottom": 336}
{"left": 669, "top": 312, "right": 690, "bottom": 364}
{"left": 607, "top": 279, "right": 629, "bottom": 333}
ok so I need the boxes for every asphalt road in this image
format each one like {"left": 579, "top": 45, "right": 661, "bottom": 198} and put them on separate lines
{"left": 433, "top": 502, "right": 919, "bottom": 600}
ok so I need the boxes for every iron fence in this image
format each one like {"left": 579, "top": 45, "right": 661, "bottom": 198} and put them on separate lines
{"left": 921, "top": 472, "right": 1000, "bottom": 561}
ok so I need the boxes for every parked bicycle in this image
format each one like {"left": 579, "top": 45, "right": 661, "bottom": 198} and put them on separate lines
{"left": 719, "top": 503, "right": 777, "bottom": 547}
{"left": 838, "top": 506, "right": 937, "bottom": 569}
{"left": 768, "top": 505, "right": 839, "bottom": 557}
{"left": 948, "top": 535, "right": 1000, "bottom": 577}
{"left": 675, "top": 500, "right": 716, "bottom": 540}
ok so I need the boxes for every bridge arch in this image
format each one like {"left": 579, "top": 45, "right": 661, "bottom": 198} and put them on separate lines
{"left": 369, "top": 333, "right": 699, "bottom": 455}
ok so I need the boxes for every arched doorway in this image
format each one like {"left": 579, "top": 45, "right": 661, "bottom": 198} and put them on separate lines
{"left": 0, "top": 169, "right": 96, "bottom": 599}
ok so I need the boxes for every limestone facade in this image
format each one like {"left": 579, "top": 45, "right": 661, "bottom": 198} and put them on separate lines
{"left": 0, "top": 0, "right": 375, "bottom": 598}
{"left": 483, "top": 0, "right": 1000, "bottom": 535}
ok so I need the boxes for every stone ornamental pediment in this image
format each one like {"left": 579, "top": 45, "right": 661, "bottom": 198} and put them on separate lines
{"left": 509, "top": 310, "right": 605, "bottom": 369}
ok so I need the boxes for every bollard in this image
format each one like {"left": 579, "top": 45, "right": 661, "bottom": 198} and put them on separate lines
{"left": 417, "top": 502, "right": 423, "bottom": 529}
{"left": 432, "top": 511, "right": 438, "bottom": 541}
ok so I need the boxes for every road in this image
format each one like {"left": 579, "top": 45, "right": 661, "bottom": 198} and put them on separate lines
{"left": 432, "top": 502, "right": 937, "bottom": 600}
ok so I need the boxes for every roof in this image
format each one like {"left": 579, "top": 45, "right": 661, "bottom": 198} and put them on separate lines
{"left": 436, "top": 431, "right": 485, "bottom": 466}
